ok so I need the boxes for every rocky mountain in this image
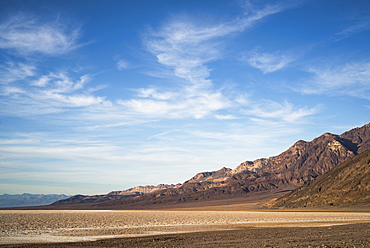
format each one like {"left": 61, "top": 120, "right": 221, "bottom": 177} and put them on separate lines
{"left": 0, "top": 193, "right": 70, "bottom": 208}
{"left": 50, "top": 123, "right": 370, "bottom": 209}
{"left": 93, "top": 123, "right": 370, "bottom": 208}
{"left": 52, "top": 184, "right": 180, "bottom": 205}
{"left": 110, "top": 184, "right": 181, "bottom": 196}
{"left": 266, "top": 148, "right": 370, "bottom": 208}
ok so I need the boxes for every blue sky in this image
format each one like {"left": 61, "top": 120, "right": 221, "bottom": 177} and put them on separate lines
{"left": 1, "top": 0, "right": 369, "bottom": 195}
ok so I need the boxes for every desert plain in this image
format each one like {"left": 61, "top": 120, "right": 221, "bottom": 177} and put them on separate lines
{"left": 1, "top": 209, "right": 370, "bottom": 247}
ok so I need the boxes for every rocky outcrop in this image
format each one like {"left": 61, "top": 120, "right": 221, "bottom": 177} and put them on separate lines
{"left": 185, "top": 167, "right": 232, "bottom": 183}
{"left": 109, "top": 184, "right": 181, "bottom": 196}
{"left": 266, "top": 148, "right": 370, "bottom": 208}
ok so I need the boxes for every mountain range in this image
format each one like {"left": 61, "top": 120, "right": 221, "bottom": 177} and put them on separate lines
{"left": 51, "top": 184, "right": 180, "bottom": 205}
{"left": 0, "top": 193, "right": 70, "bottom": 208}
{"left": 49, "top": 123, "right": 370, "bottom": 209}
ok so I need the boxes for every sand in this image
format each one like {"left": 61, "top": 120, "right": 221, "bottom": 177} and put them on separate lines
{"left": 1, "top": 209, "right": 370, "bottom": 247}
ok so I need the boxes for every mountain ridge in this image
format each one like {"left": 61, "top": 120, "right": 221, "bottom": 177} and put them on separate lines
{"left": 52, "top": 184, "right": 180, "bottom": 205}
{"left": 51, "top": 123, "right": 370, "bottom": 209}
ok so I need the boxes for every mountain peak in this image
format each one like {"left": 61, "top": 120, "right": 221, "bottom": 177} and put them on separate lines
{"left": 323, "top": 132, "right": 334, "bottom": 136}
{"left": 185, "top": 167, "right": 232, "bottom": 183}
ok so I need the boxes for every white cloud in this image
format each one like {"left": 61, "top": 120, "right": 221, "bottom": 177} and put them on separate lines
{"left": 0, "top": 70, "right": 108, "bottom": 116}
{"left": 301, "top": 62, "right": 370, "bottom": 99}
{"left": 116, "top": 59, "right": 129, "bottom": 70}
{"left": 44, "top": 73, "right": 90, "bottom": 93}
{"left": 244, "top": 50, "right": 295, "bottom": 73}
{"left": 137, "top": 88, "right": 176, "bottom": 100}
{"left": 0, "top": 14, "right": 81, "bottom": 56}
{"left": 2, "top": 86, "right": 26, "bottom": 96}
{"left": 59, "top": 94, "right": 105, "bottom": 107}
{"left": 243, "top": 100, "right": 320, "bottom": 123}
{"left": 119, "top": 89, "right": 233, "bottom": 119}
{"left": 32, "top": 75, "right": 50, "bottom": 87}
{"left": 215, "top": 114, "right": 238, "bottom": 120}
{"left": 0, "top": 61, "right": 36, "bottom": 84}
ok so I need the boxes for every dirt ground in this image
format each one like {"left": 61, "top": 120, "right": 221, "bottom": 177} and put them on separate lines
{"left": 1, "top": 210, "right": 370, "bottom": 247}
{"left": 1, "top": 223, "right": 369, "bottom": 248}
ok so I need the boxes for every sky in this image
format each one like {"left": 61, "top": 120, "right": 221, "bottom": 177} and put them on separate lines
{"left": 0, "top": 0, "right": 369, "bottom": 195}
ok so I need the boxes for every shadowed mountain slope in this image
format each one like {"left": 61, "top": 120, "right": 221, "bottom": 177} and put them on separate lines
{"left": 266, "top": 148, "right": 370, "bottom": 208}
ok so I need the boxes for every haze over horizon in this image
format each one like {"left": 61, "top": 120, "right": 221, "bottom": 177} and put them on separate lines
{"left": 1, "top": 0, "right": 369, "bottom": 195}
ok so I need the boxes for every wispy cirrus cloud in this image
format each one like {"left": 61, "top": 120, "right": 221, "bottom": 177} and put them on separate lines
{"left": 0, "top": 13, "right": 100, "bottom": 115}
{"left": 243, "top": 49, "right": 296, "bottom": 74}
{"left": 119, "top": 89, "right": 232, "bottom": 119}
{"left": 300, "top": 61, "right": 370, "bottom": 99}
{"left": 137, "top": 88, "right": 176, "bottom": 100}
{"left": 119, "top": 3, "right": 286, "bottom": 119}
{"left": 0, "top": 61, "right": 36, "bottom": 84}
{"left": 215, "top": 114, "right": 238, "bottom": 120}
{"left": 1, "top": 71, "right": 108, "bottom": 116}
{"left": 116, "top": 60, "right": 129, "bottom": 70}
{"left": 334, "top": 18, "right": 370, "bottom": 41}
{"left": 144, "top": 3, "right": 284, "bottom": 86}
{"left": 243, "top": 100, "right": 320, "bottom": 123}
{"left": 0, "top": 13, "right": 82, "bottom": 56}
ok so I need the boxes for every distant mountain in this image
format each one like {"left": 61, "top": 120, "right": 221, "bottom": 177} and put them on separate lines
{"left": 52, "top": 184, "right": 180, "bottom": 205}
{"left": 0, "top": 193, "right": 70, "bottom": 208}
{"left": 50, "top": 123, "right": 370, "bottom": 209}
{"left": 266, "top": 148, "right": 370, "bottom": 208}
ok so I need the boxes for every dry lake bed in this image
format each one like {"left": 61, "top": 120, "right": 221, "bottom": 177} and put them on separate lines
{"left": 1, "top": 210, "right": 370, "bottom": 247}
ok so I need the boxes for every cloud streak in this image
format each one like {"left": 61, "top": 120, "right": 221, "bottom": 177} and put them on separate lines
{"left": 0, "top": 13, "right": 82, "bottom": 56}
{"left": 0, "top": 71, "right": 108, "bottom": 116}
{"left": 243, "top": 100, "right": 320, "bottom": 123}
{"left": 0, "top": 61, "right": 36, "bottom": 84}
{"left": 116, "top": 59, "right": 129, "bottom": 71}
{"left": 334, "top": 18, "right": 370, "bottom": 41}
{"left": 301, "top": 61, "right": 370, "bottom": 99}
{"left": 244, "top": 49, "right": 296, "bottom": 73}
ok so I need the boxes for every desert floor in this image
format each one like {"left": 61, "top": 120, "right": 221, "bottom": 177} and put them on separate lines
{"left": 1, "top": 210, "right": 370, "bottom": 247}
